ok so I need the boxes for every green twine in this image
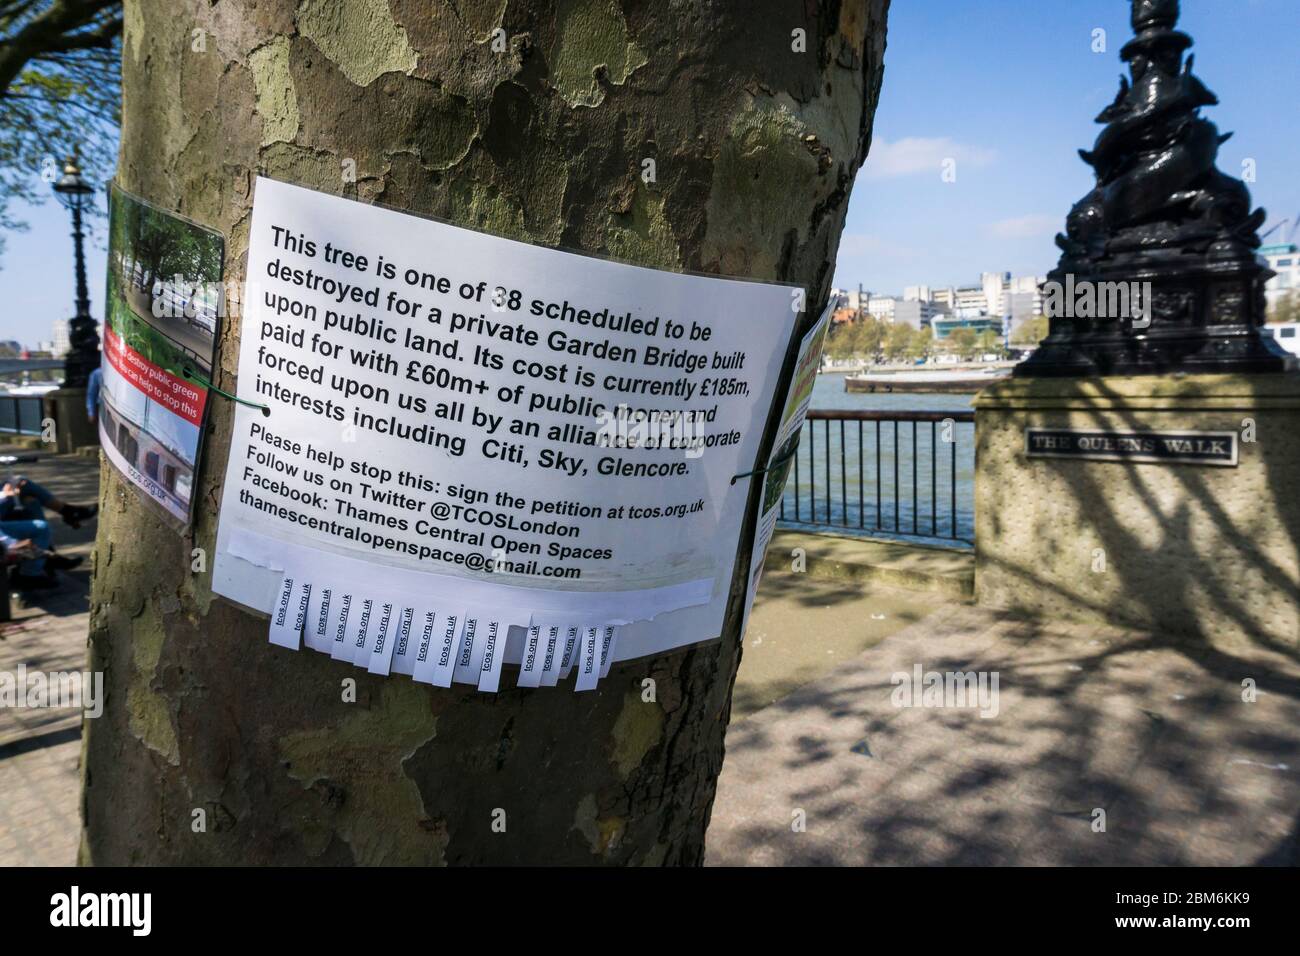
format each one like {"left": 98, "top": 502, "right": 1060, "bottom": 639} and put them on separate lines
{"left": 731, "top": 441, "right": 800, "bottom": 486}
{"left": 182, "top": 366, "right": 270, "bottom": 417}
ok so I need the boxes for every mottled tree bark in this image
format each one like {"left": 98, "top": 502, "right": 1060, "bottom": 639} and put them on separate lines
{"left": 81, "top": 0, "right": 888, "bottom": 865}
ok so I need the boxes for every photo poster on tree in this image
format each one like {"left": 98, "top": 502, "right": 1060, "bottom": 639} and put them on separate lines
{"left": 99, "top": 184, "right": 224, "bottom": 528}
{"left": 212, "top": 176, "right": 803, "bottom": 693}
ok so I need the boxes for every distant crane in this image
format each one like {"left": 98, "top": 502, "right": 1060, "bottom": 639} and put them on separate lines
{"left": 1261, "top": 214, "right": 1300, "bottom": 245}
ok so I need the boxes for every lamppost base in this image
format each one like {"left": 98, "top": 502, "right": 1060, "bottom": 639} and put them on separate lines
{"left": 1015, "top": 255, "right": 1297, "bottom": 377}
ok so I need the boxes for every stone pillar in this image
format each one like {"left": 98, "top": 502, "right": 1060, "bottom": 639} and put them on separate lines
{"left": 973, "top": 374, "right": 1300, "bottom": 648}
{"left": 42, "top": 387, "right": 98, "bottom": 454}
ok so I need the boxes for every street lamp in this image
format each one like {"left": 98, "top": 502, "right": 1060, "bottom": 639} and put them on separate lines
{"left": 52, "top": 154, "right": 100, "bottom": 388}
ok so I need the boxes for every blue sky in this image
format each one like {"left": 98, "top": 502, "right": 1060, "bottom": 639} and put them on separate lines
{"left": 0, "top": 185, "right": 110, "bottom": 346}
{"left": 0, "top": 0, "right": 1297, "bottom": 344}
{"left": 834, "top": 0, "right": 1300, "bottom": 295}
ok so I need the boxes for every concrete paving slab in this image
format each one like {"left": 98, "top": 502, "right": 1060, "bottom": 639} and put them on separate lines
{"left": 710, "top": 596, "right": 1300, "bottom": 866}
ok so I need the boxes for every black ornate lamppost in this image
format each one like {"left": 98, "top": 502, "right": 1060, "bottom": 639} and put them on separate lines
{"left": 1017, "top": 0, "right": 1295, "bottom": 376}
{"left": 52, "top": 154, "right": 101, "bottom": 389}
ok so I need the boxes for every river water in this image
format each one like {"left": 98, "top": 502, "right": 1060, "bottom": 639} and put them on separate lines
{"left": 777, "top": 372, "right": 977, "bottom": 545}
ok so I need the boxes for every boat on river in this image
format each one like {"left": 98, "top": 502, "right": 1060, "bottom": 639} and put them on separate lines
{"left": 844, "top": 366, "right": 1010, "bottom": 394}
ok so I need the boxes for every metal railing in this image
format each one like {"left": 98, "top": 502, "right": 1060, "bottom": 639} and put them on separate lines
{"left": 778, "top": 409, "right": 975, "bottom": 546}
{"left": 0, "top": 396, "right": 44, "bottom": 436}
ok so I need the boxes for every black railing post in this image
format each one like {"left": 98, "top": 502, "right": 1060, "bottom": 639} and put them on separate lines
{"left": 779, "top": 410, "right": 973, "bottom": 547}
{"left": 840, "top": 419, "right": 847, "bottom": 527}
{"left": 875, "top": 419, "right": 881, "bottom": 530}
{"left": 857, "top": 421, "right": 864, "bottom": 529}
{"left": 912, "top": 420, "right": 918, "bottom": 535}
{"left": 893, "top": 421, "right": 899, "bottom": 533}
{"left": 824, "top": 419, "right": 831, "bottom": 523}
{"left": 951, "top": 430, "right": 958, "bottom": 540}
{"left": 793, "top": 426, "right": 801, "bottom": 522}
{"left": 931, "top": 421, "right": 937, "bottom": 537}
{"left": 808, "top": 421, "right": 815, "bottom": 519}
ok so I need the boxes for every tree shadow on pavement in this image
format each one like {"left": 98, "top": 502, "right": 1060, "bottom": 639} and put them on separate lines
{"left": 709, "top": 376, "right": 1300, "bottom": 865}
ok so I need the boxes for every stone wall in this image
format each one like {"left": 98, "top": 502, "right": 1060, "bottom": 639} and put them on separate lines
{"left": 974, "top": 374, "right": 1300, "bottom": 649}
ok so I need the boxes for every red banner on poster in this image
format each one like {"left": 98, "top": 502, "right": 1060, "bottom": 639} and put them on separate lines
{"left": 103, "top": 325, "right": 208, "bottom": 426}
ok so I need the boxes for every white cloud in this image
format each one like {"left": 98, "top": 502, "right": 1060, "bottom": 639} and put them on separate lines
{"left": 860, "top": 137, "right": 997, "bottom": 180}
{"left": 988, "top": 214, "right": 1059, "bottom": 239}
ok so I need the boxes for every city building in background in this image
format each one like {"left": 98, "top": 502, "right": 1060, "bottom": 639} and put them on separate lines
{"left": 891, "top": 298, "right": 944, "bottom": 330}
{"left": 1262, "top": 242, "right": 1298, "bottom": 310}
{"left": 51, "top": 318, "right": 71, "bottom": 356}
{"left": 833, "top": 269, "right": 1046, "bottom": 338}
{"left": 1264, "top": 322, "right": 1299, "bottom": 356}
{"left": 931, "top": 315, "right": 1004, "bottom": 340}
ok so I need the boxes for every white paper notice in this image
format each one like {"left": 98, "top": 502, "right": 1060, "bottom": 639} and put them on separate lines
{"left": 215, "top": 177, "right": 800, "bottom": 673}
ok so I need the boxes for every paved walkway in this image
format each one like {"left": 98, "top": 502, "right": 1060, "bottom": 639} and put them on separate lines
{"left": 0, "top": 448, "right": 99, "bottom": 868}
{"left": 1, "top": 453, "right": 1296, "bottom": 867}
{"left": 710, "top": 583, "right": 1300, "bottom": 865}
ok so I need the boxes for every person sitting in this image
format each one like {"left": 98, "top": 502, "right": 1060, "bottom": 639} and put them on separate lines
{"left": 0, "top": 523, "right": 81, "bottom": 591}
{"left": 0, "top": 476, "right": 94, "bottom": 591}
{"left": 1, "top": 476, "right": 98, "bottom": 528}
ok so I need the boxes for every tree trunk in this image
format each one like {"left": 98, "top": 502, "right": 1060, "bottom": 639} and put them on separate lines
{"left": 82, "top": 0, "right": 889, "bottom": 865}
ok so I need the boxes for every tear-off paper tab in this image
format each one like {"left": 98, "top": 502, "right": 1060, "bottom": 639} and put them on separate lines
{"left": 258, "top": 556, "right": 625, "bottom": 692}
